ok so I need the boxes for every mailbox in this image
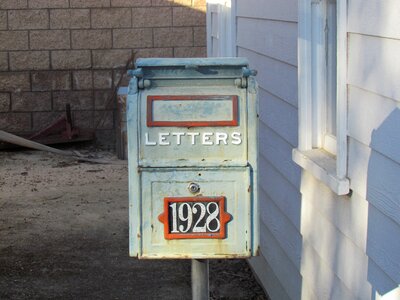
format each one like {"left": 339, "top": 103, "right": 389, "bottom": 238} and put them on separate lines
{"left": 127, "top": 58, "right": 258, "bottom": 259}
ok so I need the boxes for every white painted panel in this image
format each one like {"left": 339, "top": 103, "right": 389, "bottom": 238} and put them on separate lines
{"left": 367, "top": 205, "right": 400, "bottom": 283}
{"left": 259, "top": 121, "right": 301, "bottom": 188}
{"left": 249, "top": 253, "right": 291, "bottom": 300}
{"left": 237, "top": 0, "right": 297, "bottom": 22}
{"left": 348, "top": 86, "right": 398, "bottom": 146}
{"left": 259, "top": 156, "right": 302, "bottom": 230}
{"left": 348, "top": 0, "right": 400, "bottom": 40}
{"left": 302, "top": 242, "right": 359, "bottom": 300}
{"left": 237, "top": 17, "right": 297, "bottom": 66}
{"left": 301, "top": 170, "right": 369, "bottom": 251}
{"left": 260, "top": 222, "right": 302, "bottom": 300}
{"left": 301, "top": 198, "right": 372, "bottom": 299}
{"left": 260, "top": 189, "right": 302, "bottom": 268}
{"left": 259, "top": 88, "right": 298, "bottom": 147}
{"left": 348, "top": 137, "right": 371, "bottom": 199}
{"left": 369, "top": 108, "right": 400, "bottom": 165}
{"left": 366, "top": 149, "right": 400, "bottom": 227}
{"left": 368, "top": 258, "right": 399, "bottom": 297}
{"left": 348, "top": 34, "right": 400, "bottom": 102}
{"left": 238, "top": 47, "right": 298, "bottom": 107}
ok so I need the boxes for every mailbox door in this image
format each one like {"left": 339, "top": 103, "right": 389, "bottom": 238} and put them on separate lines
{"left": 139, "top": 167, "right": 252, "bottom": 259}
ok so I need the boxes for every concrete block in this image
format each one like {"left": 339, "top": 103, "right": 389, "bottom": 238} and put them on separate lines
{"left": 10, "top": 51, "right": 49, "bottom": 71}
{"left": 8, "top": 9, "right": 49, "bottom": 30}
{"left": 32, "top": 71, "right": 71, "bottom": 91}
{"left": 0, "top": 73, "right": 31, "bottom": 92}
{"left": 51, "top": 50, "right": 91, "bottom": 70}
{"left": 0, "top": 31, "right": 29, "bottom": 51}
{"left": 72, "top": 29, "right": 112, "bottom": 49}
{"left": 113, "top": 28, "right": 153, "bottom": 48}
{"left": 91, "top": 8, "right": 131, "bottom": 28}
{"left": 50, "top": 9, "right": 91, "bottom": 29}
{"left": 11, "top": 92, "right": 52, "bottom": 112}
{"left": 72, "top": 70, "right": 93, "bottom": 90}
{"left": 154, "top": 27, "right": 193, "bottom": 47}
{"left": 53, "top": 90, "right": 93, "bottom": 111}
{"left": 30, "top": 30, "right": 70, "bottom": 50}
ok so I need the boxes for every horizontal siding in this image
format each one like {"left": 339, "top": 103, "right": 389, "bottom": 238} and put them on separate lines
{"left": 301, "top": 198, "right": 372, "bottom": 299}
{"left": 367, "top": 148, "right": 400, "bottom": 227}
{"left": 238, "top": 47, "right": 298, "bottom": 107}
{"left": 259, "top": 87, "right": 298, "bottom": 146}
{"left": 349, "top": 138, "right": 400, "bottom": 227}
{"left": 237, "top": 17, "right": 297, "bottom": 66}
{"left": 259, "top": 156, "right": 302, "bottom": 230}
{"left": 260, "top": 222, "right": 302, "bottom": 300}
{"left": 368, "top": 259, "right": 399, "bottom": 297}
{"left": 367, "top": 205, "right": 400, "bottom": 284}
{"left": 348, "top": 86, "right": 398, "bottom": 147}
{"left": 348, "top": 138, "right": 371, "bottom": 199}
{"left": 259, "top": 121, "right": 301, "bottom": 188}
{"left": 249, "top": 253, "right": 291, "bottom": 300}
{"left": 236, "top": 0, "right": 297, "bottom": 22}
{"left": 300, "top": 170, "right": 369, "bottom": 252}
{"left": 260, "top": 189, "right": 302, "bottom": 267}
{"left": 302, "top": 242, "right": 358, "bottom": 300}
{"left": 348, "top": 0, "right": 400, "bottom": 40}
{"left": 348, "top": 33, "right": 400, "bottom": 101}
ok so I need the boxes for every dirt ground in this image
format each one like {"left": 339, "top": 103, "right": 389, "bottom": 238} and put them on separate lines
{"left": 0, "top": 149, "right": 268, "bottom": 300}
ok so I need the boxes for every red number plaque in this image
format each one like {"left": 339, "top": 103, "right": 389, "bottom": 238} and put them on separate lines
{"left": 158, "top": 197, "right": 232, "bottom": 240}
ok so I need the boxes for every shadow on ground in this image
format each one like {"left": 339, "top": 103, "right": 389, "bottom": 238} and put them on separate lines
{"left": 0, "top": 151, "right": 267, "bottom": 300}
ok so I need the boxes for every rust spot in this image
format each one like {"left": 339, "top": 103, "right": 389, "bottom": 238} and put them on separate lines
{"left": 137, "top": 233, "right": 141, "bottom": 239}
{"left": 255, "top": 246, "right": 261, "bottom": 256}
{"left": 151, "top": 224, "right": 154, "bottom": 232}
{"left": 247, "top": 185, "right": 251, "bottom": 193}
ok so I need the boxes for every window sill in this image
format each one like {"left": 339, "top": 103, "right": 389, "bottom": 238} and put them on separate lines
{"left": 292, "top": 148, "right": 350, "bottom": 195}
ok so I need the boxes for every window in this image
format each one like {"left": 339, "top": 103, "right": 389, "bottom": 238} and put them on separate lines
{"left": 293, "top": 0, "right": 349, "bottom": 195}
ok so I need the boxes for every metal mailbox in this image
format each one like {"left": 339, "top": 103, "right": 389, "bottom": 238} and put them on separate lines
{"left": 127, "top": 58, "right": 259, "bottom": 259}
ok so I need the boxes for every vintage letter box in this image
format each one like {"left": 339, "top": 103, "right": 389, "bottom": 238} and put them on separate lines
{"left": 127, "top": 58, "right": 258, "bottom": 259}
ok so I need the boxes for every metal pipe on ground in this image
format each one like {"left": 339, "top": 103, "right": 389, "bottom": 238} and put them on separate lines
{"left": 0, "top": 130, "right": 126, "bottom": 165}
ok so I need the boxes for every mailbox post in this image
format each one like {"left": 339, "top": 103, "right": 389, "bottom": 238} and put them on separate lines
{"left": 127, "top": 58, "right": 258, "bottom": 296}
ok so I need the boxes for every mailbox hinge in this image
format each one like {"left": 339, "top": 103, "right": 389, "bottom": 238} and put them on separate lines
{"left": 128, "top": 68, "right": 151, "bottom": 90}
{"left": 235, "top": 67, "right": 257, "bottom": 88}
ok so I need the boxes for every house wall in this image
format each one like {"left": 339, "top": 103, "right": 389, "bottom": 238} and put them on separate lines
{"left": 0, "top": 0, "right": 206, "bottom": 147}
{"left": 233, "top": 0, "right": 400, "bottom": 299}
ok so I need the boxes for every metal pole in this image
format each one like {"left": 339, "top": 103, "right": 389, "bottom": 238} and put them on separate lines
{"left": 191, "top": 259, "right": 209, "bottom": 300}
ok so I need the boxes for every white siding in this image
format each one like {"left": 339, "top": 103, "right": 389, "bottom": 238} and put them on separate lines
{"left": 212, "top": 0, "right": 400, "bottom": 299}
{"left": 347, "top": 2, "right": 400, "bottom": 298}
{"left": 235, "top": 1, "right": 303, "bottom": 298}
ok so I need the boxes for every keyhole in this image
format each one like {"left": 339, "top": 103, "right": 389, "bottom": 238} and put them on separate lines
{"left": 188, "top": 182, "right": 200, "bottom": 194}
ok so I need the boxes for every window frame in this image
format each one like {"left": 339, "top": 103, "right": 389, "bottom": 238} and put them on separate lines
{"left": 293, "top": 0, "right": 349, "bottom": 195}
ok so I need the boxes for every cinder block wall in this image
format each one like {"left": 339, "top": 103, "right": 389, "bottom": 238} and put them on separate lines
{"left": 0, "top": 0, "right": 206, "bottom": 147}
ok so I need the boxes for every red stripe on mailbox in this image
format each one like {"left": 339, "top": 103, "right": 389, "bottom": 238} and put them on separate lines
{"left": 147, "top": 95, "right": 239, "bottom": 127}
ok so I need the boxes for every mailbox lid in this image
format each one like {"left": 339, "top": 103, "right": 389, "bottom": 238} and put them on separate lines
{"left": 135, "top": 57, "right": 249, "bottom": 81}
{"left": 137, "top": 167, "right": 252, "bottom": 259}
{"left": 137, "top": 86, "right": 248, "bottom": 167}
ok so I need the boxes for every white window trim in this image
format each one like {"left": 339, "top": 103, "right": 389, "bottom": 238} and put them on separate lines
{"left": 293, "top": 0, "right": 349, "bottom": 195}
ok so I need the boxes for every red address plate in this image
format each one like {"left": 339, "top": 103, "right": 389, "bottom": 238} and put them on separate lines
{"left": 158, "top": 197, "right": 232, "bottom": 240}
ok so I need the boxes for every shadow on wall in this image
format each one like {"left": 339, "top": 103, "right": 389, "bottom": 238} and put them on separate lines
{"left": 367, "top": 108, "right": 400, "bottom": 299}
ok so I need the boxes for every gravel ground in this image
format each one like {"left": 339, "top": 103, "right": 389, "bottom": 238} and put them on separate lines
{"left": 0, "top": 149, "right": 268, "bottom": 300}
